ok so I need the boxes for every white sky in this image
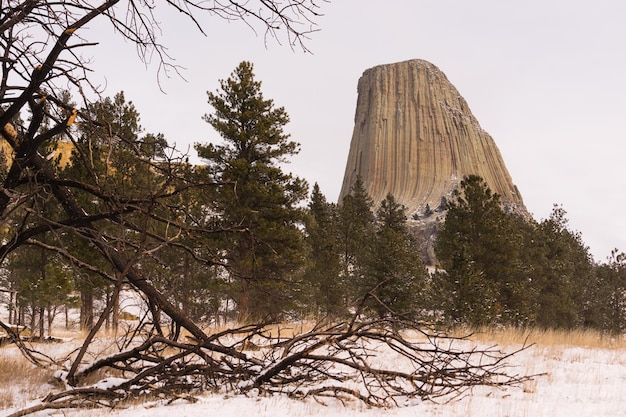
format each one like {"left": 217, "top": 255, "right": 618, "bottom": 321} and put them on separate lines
{"left": 85, "top": 0, "right": 626, "bottom": 262}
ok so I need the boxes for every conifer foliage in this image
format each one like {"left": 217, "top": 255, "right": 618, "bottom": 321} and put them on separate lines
{"left": 433, "top": 175, "right": 520, "bottom": 325}
{"left": 363, "top": 194, "right": 427, "bottom": 318}
{"left": 196, "top": 61, "right": 308, "bottom": 320}
{"left": 303, "top": 183, "right": 344, "bottom": 317}
{"left": 328, "top": 178, "right": 428, "bottom": 318}
{"left": 336, "top": 176, "right": 375, "bottom": 304}
{"left": 432, "top": 175, "right": 625, "bottom": 331}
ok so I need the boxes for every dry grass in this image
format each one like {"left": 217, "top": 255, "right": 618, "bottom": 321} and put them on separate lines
{"left": 0, "top": 347, "right": 54, "bottom": 409}
{"left": 203, "top": 320, "right": 626, "bottom": 350}
{"left": 453, "top": 326, "right": 626, "bottom": 349}
{"left": 2, "top": 322, "right": 624, "bottom": 413}
{"left": 175, "top": 320, "right": 319, "bottom": 341}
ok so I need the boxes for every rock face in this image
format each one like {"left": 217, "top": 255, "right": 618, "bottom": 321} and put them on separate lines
{"left": 338, "top": 59, "right": 525, "bottom": 215}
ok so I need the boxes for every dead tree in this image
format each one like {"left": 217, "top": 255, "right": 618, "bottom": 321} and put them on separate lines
{"left": 6, "top": 316, "right": 537, "bottom": 417}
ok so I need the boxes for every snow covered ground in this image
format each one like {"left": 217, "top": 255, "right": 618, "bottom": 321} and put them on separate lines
{"left": 2, "top": 334, "right": 625, "bottom": 417}
{"left": 92, "top": 345, "right": 626, "bottom": 417}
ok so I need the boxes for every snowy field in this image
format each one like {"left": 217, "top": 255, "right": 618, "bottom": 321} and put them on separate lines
{"left": 2, "top": 331, "right": 625, "bottom": 417}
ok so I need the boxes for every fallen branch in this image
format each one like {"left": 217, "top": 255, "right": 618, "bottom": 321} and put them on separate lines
{"left": 8, "top": 316, "right": 539, "bottom": 416}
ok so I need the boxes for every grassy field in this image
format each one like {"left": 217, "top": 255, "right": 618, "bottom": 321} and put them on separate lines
{"left": 452, "top": 325, "right": 626, "bottom": 349}
{"left": 1, "top": 325, "right": 625, "bottom": 416}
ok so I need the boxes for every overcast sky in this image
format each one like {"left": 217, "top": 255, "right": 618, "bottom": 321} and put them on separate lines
{"left": 86, "top": 0, "right": 626, "bottom": 261}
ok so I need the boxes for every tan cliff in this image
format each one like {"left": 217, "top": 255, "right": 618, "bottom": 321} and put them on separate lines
{"left": 338, "top": 59, "right": 525, "bottom": 216}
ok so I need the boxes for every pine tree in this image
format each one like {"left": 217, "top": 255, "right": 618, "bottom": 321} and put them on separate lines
{"left": 364, "top": 194, "right": 427, "bottom": 318}
{"left": 1, "top": 94, "right": 76, "bottom": 334}
{"left": 530, "top": 205, "right": 594, "bottom": 328}
{"left": 7, "top": 190, "right": 73, "bottom": 338}
{"left": 590, "top": 250, "right": 626, "bottom": 333}
{"left": 196, "top": 61, "right": 308, "bottom": 321}
{"left": 62, "top": 91, "right": 167, "bottom": 330}
{"left": 433, "top": 175, "right": 531, "bottom": 326}
{"left": 337, "top": 176, "right": 375, "bottom": 306}
{"left": 6, "top": 231, "right": 74, "bottom": 337}
{"left": 303, "top": 183, "right": 344, "bottom": 317}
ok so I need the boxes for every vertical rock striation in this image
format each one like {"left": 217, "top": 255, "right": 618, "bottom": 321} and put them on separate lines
{"left": 338, "top": 59, "right": 525, "bottom": 215}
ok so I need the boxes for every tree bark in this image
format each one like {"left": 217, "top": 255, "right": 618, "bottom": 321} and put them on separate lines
{"left": 80, "top": 286, "right": 94, "bottom": 331}
{"left": 239, "top": 279, "right": 250, "bottom": 322}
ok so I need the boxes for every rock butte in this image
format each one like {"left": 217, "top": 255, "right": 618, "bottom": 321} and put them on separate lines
{"left": 338, "top": 59, "right": 526, "bottom": 215}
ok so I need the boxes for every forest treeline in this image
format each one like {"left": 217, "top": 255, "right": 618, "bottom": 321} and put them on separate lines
{"left": 1, "top": 62, "right": 625, "bottom": 337}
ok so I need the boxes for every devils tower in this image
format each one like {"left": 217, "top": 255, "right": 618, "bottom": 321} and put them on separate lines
{"left": 338, "top": 59, "right": 525, "bottom": 215}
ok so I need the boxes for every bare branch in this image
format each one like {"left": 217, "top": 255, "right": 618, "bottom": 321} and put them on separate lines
{"left": 8, "top": 317, "right": 538, "bottom": 417}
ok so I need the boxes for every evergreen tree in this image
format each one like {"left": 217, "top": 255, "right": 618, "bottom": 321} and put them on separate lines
{"left": 195, "top": 61, "right": 308, "bottom": 321}
{"left": 303, "top": 183, "right": 344, "bottom": 317}
{"left": 62, "top": 91, "right": 168, "bottom": 330}
{"left": 590, "top": 250, "right": 626, "bottom": 333}
{"left": 433, "top": 175, "right": 532, "bottom": 326}
{"left": 364, "top": 194, "right": 427, "bottom": 318}
{"left": 530, "top": 205, "right": 594, "bottom": 328}
{"left": 1, "top": 95, "right": 75, "bottom": 333}
{"left": 6, "top": 243, "right": 74, "bottom": 337}
{"left": 336, "top": 176, "right": 375, "bottom": 305}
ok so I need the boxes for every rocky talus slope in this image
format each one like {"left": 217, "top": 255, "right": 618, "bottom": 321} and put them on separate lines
{"left": 338, "top": 59, "right": 525, "bottom": 216}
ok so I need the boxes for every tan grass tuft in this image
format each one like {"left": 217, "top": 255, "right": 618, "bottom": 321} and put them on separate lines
{"left": 0, "top": 348, "right": 53, "bottom": 408}
{"left": 452, "top": 326, "right": 626, "bottom": 349}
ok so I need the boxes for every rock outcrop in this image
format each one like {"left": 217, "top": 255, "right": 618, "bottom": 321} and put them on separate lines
{"left": 338, "top": 59, "right": 525, "bottom": 216}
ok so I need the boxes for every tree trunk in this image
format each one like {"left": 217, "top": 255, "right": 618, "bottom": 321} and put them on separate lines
{"left": 80, "top": 285, "right": 94, "bottom": 331}
{"left": 46, "top": 305, "right": 56, "bottom": 337}
{"left": 8, "top": 289, "right": 15, "bottom": 324}
{"left": 238, "top": 279, "right": 250, "bottom": 322}
{"left": 38, "top": 307, "right": 44, "bottom": 339}
{"left": 29, "top": 305, "right": 36, "bottom": 337}
{"left": 105, "top": 289, "right": 110, "bottom": 331}
{"left": 237, "top": 235, "right": 254, "bottom": 322}
{"left": 111, "top": 283, "right": 119, "bottom": 334}
{"left": 18, "top": 305, "right": 24, "bottom": 326}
